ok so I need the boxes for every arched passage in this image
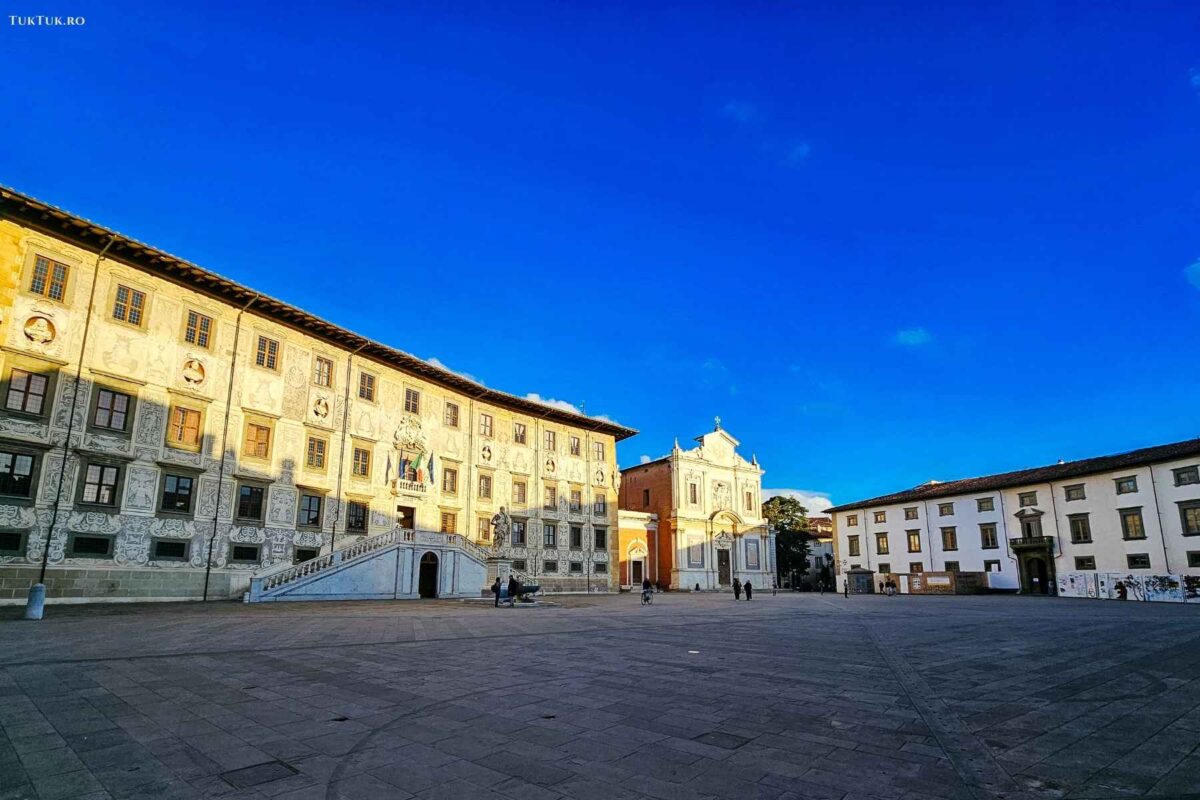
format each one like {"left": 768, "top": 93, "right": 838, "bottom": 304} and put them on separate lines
{"left": 418, "top": 552, "right": 439, "bottom": 599}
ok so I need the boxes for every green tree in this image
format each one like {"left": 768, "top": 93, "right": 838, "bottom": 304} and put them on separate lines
{"left": 762, "top": 495, "right": 812, "bottom": 586}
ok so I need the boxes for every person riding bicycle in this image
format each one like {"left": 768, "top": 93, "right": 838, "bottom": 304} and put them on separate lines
{"left": 641, "top": 577, "right": 653, "bottom": 604}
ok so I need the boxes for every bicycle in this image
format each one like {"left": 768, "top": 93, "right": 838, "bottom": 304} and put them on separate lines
{"left": 640, "top": 589, "right": 653, "bottom": 605}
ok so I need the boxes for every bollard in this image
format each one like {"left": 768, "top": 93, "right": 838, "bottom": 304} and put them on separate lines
{"left": 24, "top": 583, "right": 46, "bottom": 620}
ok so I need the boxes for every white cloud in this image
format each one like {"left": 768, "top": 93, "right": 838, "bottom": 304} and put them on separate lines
{"left": 892, "top": 327, "right": 932, "bottom": 347}
{"left": 763, "top": 488, "right": 834, "bottom": 514}
{"left": 1186, "top": 259, "right": 1200, "bottom": 290}
{"left": 523, "top": 393, "right": 582, "bottom": 414}
{"left": 426, "top": 356, "right": 481, "bottom": 384}
{"left": 640, "top": 454, "right": 652, "bottom": 464}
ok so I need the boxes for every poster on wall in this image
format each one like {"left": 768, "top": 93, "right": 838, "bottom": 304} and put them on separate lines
{"left": 1144, "top": 575, "right": 1185, "bottom": 603}
{"left": 1184, "top": 575, "right": 1200, "bottom": 603}
{"left": 1056, "top": 573, "right": 1093, "bottom": 598}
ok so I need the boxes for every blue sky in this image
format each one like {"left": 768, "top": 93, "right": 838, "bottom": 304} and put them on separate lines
{"left": 4, "top": 1, "right": 1198, "bottom": 511}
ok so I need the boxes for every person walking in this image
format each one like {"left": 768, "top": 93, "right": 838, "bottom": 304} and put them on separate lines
{"left": 818, "top": 580, "right": 825, "bottom": 596}
{"left": 843, "top": 580, "right": 849, "bottom": 598}
{"left": 491, "top": 577, "right": 501, "bottom": 608}
{"left": 744, "top": 581, "right": 753, "bottom": 601}
{"left": 733, "top": 579, "right": 742, "bottom": 600}
{"left": 507, "top": 574, "right": 519, "bottom": 607}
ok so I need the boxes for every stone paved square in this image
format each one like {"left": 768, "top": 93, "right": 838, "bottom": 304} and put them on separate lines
{"left": 3, "top": 593, "right": 1200, "bottom": 800}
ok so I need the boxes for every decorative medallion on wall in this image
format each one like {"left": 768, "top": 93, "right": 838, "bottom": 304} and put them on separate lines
{"left": 312, "top": 397, "right": 330, "bottom": 421}
{"left": 594, "top": 468, "right": 605, "bottom": 485}
{"left": 394, "top": 415, "right": 425, "bottom": 453}
{"left": 481, "top": 444, "right": 493, "bottom": 463}
{"left": 544, "top": 457, "right": 556, "bottom": 474}
{"left": 182, "top": 358, "right": 206, "bottom": 386}
{"left": 715, "top": 531, "right": 733, "bottom": 548}
{"left": 23, "top": 316, "right": 56, "bottom": 345}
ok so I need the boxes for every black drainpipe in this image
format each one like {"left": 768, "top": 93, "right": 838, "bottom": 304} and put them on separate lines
{"left": 328, "top": 343, "right": 366, "bottom": 555}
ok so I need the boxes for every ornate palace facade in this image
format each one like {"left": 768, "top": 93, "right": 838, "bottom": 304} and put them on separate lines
{"left": 0, "top": 187, "right": 634, "bottom": 604}
{"left": 618, "top": 422, "right": 774, "bottom": 590}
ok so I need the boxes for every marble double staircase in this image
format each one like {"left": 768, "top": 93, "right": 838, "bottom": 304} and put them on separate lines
{"left": 245, "top": 526, "right": 491, "bottom": 603}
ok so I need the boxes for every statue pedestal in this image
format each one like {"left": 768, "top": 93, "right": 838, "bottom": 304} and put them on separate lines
{"left": 485, "top": 556, "right": 512, "bottom": 597}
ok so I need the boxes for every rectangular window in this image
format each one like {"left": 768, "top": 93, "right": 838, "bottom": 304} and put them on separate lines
{"left": 352, "top": 446, "right": 371, "bottom": 478}
{"left": 479, "top": 474, "right": 493, "bottom": 500}
{"left": 111, "top": 285, "right": 147, "bottom": 327}
{"left": 875, "top": 533, "right": 889, "bottom": 554}
{"left": 642, "top": 488, "right": 650, "bottom": 508}
{"left": 358, "top": 372, "right": 376, "bottom": 402}
{"left": 294, "top": 547, "right": 319, "bottom": 563}
{"left": 594, "top": 528, "right": 607, "bottom": 550}
{"left": 160, "top": 474, "right": 194, "bottom": 515}
{"left": 444, "top": 402, "right": 460, "bottom": 428}
{"left": 1115, "top": 476, "right": 1138, "bottom": 494}
{"left": 543, "top": 524, "right": 557, "bottom": 547}
{"left": 593, "top": 493, "right": 607, "bottom": 516}
{"left": 907, "top": 530, "right": 922, "bottom": 552}
{"left": 255, "top": 336, "right": 279, "bottom": 370}
{"left": 513, "top": 481, "right": 527, "bottom": 506}
{"left": 592, "top": 441, "right": 604, "bottom": 461}
{"left": 569, "top": 435, "right": 580, "bottom": 456}
{"left": 904, "top": 507, "right": 918, "bottom": 520}
{"left": 1064, "top": 484, "right": 1086, "bottom": 501}
{"left": 1179, "top": 502, "right": 1200, "bottom": 536}
{"left": 745, "top": 491, "right": 753, "bottom": 512}
{"left": 512, "top": 520, "right": 526, "bottom": 546}
{"left": 440, "top": 512, "right": 457, "bottom": 533}
{"left": 544, "top": 486, "right": 557, "bottom": 510}
{"left": 594, "top": 562, "right": 608, "bottom": 574}
{"left": 513, "top": 422, "right": 527, "bottom": 444}
{"left": 1174, "top": 466, "right": 1199, "bottom": 487}
{"left": 545, "top": 430, "right": 557, "bottom": 451}
{"left": 544, "top": 560, "right": 559, "bottom": 573}
{"left": 847, "top": 514, "right": 858, "bottom": 526}
{"left": 511, "top": 558, "right": 527, "bottom": 571}
{"left": 6, "top": 369, "right": 49, "bottom": 416}
{"left": 152, "top": 539, "right": 188, "bottom": 561}
{"left": 442, "top": 467, "right": 458, "bottom": 495}
{"left": 980, "top": 523, "right": 999, "bottom": 549}
{"left": 80, "top": 463, "right": 120, "bottom": 506}
{"left": 689, "top": 483, "right": 699, "bottom": 505}
{"left": 229, "top": 544, "right": 261, "bottom": 563}
{"left": 977, "top": 497, "right": 994, "bottom": 512}
{"left": 92, "top": 389, "right": 131, "bottom": 432}
{"left": 938, "top": 503, "right": 954, "bottom": 517}
{"left": 70, "top": 534, "right": 114, "bottom": 558}
{"left": 167, "top": 405, "right": 203, "bottom": 450}
{"left": 569, "top": 561, "right": 583, "bottom": 574}
{"left": 984, "top": 560, "right": 1001, "bottom": 573}
{"left": 909, "top": 562, "right": 924, "bottom": 573}
{"left": 1127, "top": 553, "right": 1150, "bottom": 569}
{"left": 847, "top": 535, "right": 861, "bottom": 557}
{"left": 478, "top": 517, "right": 491, "bottom": 542}
{"left": 569, "top": 489, "right": 582, "bottom": 513}
{"left": 404, "top": 388, "right": 420, "bottom": 414}
{"left": 1188, "top": 551, "right": 1200, "bottom": 568}
{"left": 305, "top": 437, "right": 327, "bottom": 470}
{"left": 185, "top": 310, "right": 214, "bottom": 349}
{"left": 29, "top": 255, "right": 69, "bottom": 301}
{"left": 479, "top": 413, "right": 493, "bottom": 437}
{"left": 570, "top": 526, "right": 582, "bottom": 549}
{"left": 0, "top": 451, "right": 37, "bottom": 499}
{"left": 1074, "top": 555, "right": 1096, "bottom": 570}
{"left": 347, "top": 500, "right": 368, "bottom": 533}
{"left": 944, "top": 561, "right": 960, "bottom": 573}
{"left": 0, "top": 530, "right": 25, "bottom": 554}
{"left": 941, "top": 527, "right": 957, "bottom": 551}
{"left": 313, "top": 356, "right": 333, "bottom": 387}
{"left": 874, "top": 511, "right": 887, "bottom": 523}
{"left": 1018, "top": 492, "right": 1037, "bottom": 507}
{"left": 243, "top": 422, "right": 271, "bottom": 460}
{"left": 236, "top": 483, "right": 265, "bottom": 522}
{"left": 877, "top": 562, "right": 891, "bottom": 574}
{"left": 1120, "top": 507, "right": 1145, "bottom": 540}
{"left": 1069, "top": 514, "right": 1092, "bottom": 543}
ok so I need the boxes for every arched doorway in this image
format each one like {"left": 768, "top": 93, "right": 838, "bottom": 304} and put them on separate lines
{"left": 418, "top": 552, "right": 439, "bottom": 599}
{"left": 627, "top": 540, "right": 647, "bottom": 588}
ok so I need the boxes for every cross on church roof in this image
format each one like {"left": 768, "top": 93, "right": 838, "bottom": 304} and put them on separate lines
{"left": 714, "top": 415, "right": 721, "bottom": 430}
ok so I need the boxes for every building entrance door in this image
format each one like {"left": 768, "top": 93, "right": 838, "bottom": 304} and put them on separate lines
{"left": 631, "top": 560, "right": 643, "bottom": 586}
{"left": 418, "top": 552, "right": 439, "bottom": 598}
{"left": 717, "top": 550, "right": 731, "bottom": 585}
{"left": 397, "top": 505, "right": 415, "bottom": 529}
